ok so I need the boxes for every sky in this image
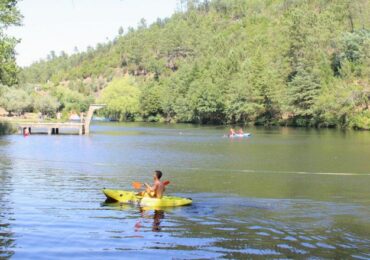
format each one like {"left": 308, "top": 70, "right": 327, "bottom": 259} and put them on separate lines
{"left": 7, "top": 0, "right": 179, "bottom": 67}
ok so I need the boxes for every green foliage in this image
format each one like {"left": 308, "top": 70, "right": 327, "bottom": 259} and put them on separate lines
{"left": 288, "top": 65, "right": 321, "bottom": 126}
{"left": 285, "top": 5, "right": 323, "bottom": 126}
{"left": 0, "top": 0, "right": 22, "bottom": 86}
{"left": 243, "top": 53, "right": 282, "bottom": 125}
{"left": 350, "top": 111, "right": 370, "bottom": 130}
{"left": 189, "top": 77, "right": 225, "bottom": 124}
{"left": 332, "top": 29, "right": 370, "bottom": 77}
{"left": 139, "top": 82, "right": 163, "bottom": 118}
{"left": 16, "top": 0, "right": 370, "bottom": 129}
{"left": 99, "top": 77, "right": 141, "bottom": 121}
{"left": 315, "top": 81, "right": 369, "bottom": 128}
{"left": 34, "top": 94, "right": 60, "bottom": 116}
{"left": 52, "top": 85, "right": 93, "bottom": 113}
{"left": 0, "top": 121, "right": 16, "bottom": 135}
{"left": 0, "top": 87, "right": 32, "bottom": 114}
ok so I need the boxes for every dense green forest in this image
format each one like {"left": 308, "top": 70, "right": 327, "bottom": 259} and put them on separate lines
{"left": 1, "top": 0, "right": 370, "bottom": 129}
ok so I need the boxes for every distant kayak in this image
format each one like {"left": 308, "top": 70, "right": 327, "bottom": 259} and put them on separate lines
{"left": 102, "top": 189, "right": 192, "bottom": 207}
{"left": 228, "top": 133, "right": 251, "bottom": 138}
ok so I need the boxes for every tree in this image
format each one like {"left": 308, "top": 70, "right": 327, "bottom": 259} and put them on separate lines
{"left": 332, "top": 29, "right": 370, "bottom": 77}
{"left": 189, "top": 77, "right": 225, "bottom": 124}
{"left": 53, "top": 85, "right": 92, "bottom": 113}
{"left": 288, "top": 64, "right": 321, "bottom": 125}
{"left": 138, "top": 18, "right": 147, "bottom": 29}
{"left": 34, "top": 94, "right": 60, "bottom": 117}
{"left": 118, "top": 26, "right": 124, "bottom": 36}
{"left": 315, "top": 81, "right": 369, "bottom": 128}
{"left": 243, "top": 53, "right": 282, "bottom": 125}
{"left": 140, "top": 82, "right": 163, "bottom": 119}
{"left": 286, "top": 7, "right": 322, "bottom": 126}
{"left": 0, "top": 0, "right": 22, "bottom": 86}
{"left": 0, "top": 87, "right": 32, "bottom": 115}
{"left": 99, "top": 77, "right": 141, "bottom": 121}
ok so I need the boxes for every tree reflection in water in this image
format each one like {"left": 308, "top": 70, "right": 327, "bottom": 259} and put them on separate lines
{"left": 0, "top": 149, "right": 15, "bottom": 259}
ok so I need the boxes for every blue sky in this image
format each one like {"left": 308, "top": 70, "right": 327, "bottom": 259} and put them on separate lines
{"left": 8, "top": 0, "right": 178, "bottom": 67}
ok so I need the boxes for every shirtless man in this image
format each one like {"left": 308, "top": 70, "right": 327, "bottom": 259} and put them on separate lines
{"left": 142, "top": 170, "right": 165, "bottom": 199}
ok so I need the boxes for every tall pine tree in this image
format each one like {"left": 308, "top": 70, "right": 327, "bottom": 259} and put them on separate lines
{"left": 286, "top": 7, "right": 321, "bottom": 126}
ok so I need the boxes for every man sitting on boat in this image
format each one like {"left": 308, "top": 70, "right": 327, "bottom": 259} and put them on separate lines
{"left": 229, "top": 128, "right": 236, "bottom": 136}
{"left": 237, "top": 128, "right": 244, "bottom": 134}
{"left": 140, "top": 170, "right": 165, "bottom": 199}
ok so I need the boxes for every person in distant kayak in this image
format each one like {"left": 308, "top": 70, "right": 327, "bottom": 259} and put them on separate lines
{"left": 141, "top": 170, "right": 165, "bottom": 199}
{"left": 229, "top": 128, "right": 236, "bottom": 136}
{"left": 237, "top": 128, "right": 244, "bottom": 134}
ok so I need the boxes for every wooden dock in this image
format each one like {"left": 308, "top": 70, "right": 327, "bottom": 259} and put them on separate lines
{"left": 17, "top": 104, "right": 105, "bottom": 135}
{"left": 18, "top": 122, "right": 85, "bottom": 135}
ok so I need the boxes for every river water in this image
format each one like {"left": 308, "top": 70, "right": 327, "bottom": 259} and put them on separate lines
{"left": 0, "top": 123, "right": 369, "bottom": 259}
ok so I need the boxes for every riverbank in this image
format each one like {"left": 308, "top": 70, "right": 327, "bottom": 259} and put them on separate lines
{"left": 101, "top": 112, "right": 370, "bottom": 131}
{"left": 1, "top": 117, "right": 369, "bottom": 136}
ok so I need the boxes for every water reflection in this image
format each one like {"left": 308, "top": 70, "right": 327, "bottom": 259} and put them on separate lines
{"left": 137, "top": 208, "right": 165, "bottom": 232}
{"left": 102, "top": 202, "right": 166, "bottom": 233}
{"left": 0, "top": 145, "right": 15, "bottom": 259}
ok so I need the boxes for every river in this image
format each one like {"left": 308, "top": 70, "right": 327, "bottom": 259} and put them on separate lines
{"left": 0, "top": 123, "right": 369, "bottom": 259}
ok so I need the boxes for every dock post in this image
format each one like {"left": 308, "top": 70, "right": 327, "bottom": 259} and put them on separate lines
{"left": 56, "top": 128, "right": 59, "bottom": 134}
{"left": 47, "top": 127, "right": 52, "bottom": 135}
{"left": 83, "top": 104, "right": 106, "bottom": 135}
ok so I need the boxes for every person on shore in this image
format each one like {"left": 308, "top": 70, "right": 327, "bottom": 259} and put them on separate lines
{"left": 140, "top": 170, "right": 165, "bottom": 199}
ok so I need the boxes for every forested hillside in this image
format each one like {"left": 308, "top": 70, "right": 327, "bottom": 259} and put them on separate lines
{"left": 6, "top": 0, "right": 370, "bottom": 128}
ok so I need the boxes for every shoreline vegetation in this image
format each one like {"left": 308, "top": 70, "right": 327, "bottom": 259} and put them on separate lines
{"left": 1, "top": 115, "right": 368, "bottom": 137}
{"left": 0, "top": 121, "right": 16, "bottom": 135}
{"left": 1, "top": 0, "right": 370, "bottom": 130}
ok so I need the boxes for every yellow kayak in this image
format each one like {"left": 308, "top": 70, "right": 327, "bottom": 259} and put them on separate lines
{"left": 102, "top": 189, "right": 192, "bottom": 207}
